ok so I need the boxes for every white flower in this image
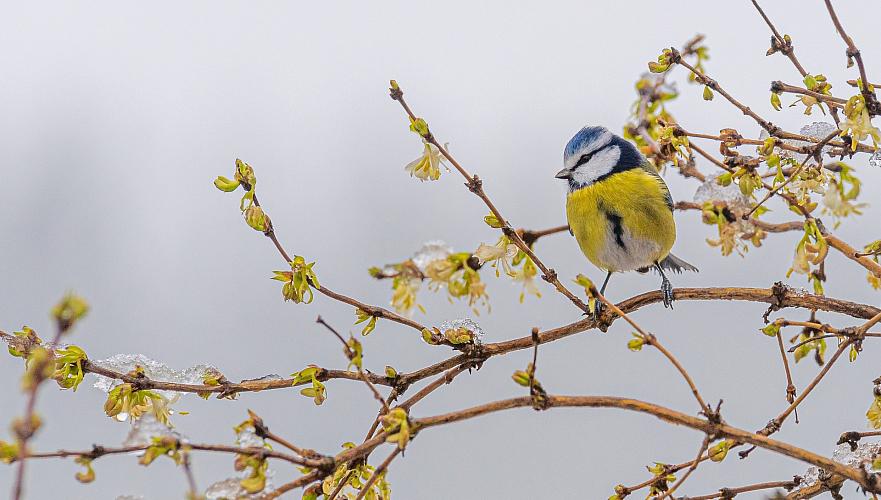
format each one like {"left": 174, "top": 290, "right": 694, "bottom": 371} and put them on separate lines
{"left": 405, "top": 142, "right": 449, "bottom": 181}
{"left": 474, "top": 237, "right": 518, "bottom": 277}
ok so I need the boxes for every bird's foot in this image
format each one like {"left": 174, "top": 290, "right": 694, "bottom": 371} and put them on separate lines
{"left": 582, "top": 299, "right": 604, "bottom": 320}
{"left": 661, "top": 277, "right": 674, "bottom": 309}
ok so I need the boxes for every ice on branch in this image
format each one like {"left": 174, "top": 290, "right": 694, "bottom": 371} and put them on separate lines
{"left": 123, "top": 413, "right": 184, "bottom": 448}
{"left": 91, "top": 354, "right": 217, "bottom": 399}
{"left": 694, "top": 174, "right": 751, "bottom": 212}
{"left": 439, "top": 318, "right": 485, "bottom": 343}
{"left": 241, "top": 374, "right": 283, "bottom": 384}
{"left": 760, "top": 122, "right": 836, "bottom": 164}
{"left": 411, "top": 240, "right": 453, "bottom": 272}
{"left": 203, "top": 424, "right": 276, "bottom": 499}
{"left": 694, "top": 174, "right": 763, "bottom": 256}
{"left": 796, "top": 442, "right": 881, "bottom": 491}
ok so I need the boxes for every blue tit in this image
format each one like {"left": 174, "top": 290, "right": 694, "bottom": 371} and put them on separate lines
{"left": 555, "top": 125, "right": 697, "bottom": 310}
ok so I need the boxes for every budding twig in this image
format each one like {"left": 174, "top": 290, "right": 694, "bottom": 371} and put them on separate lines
{"left": 824, "top": 0, "right": 879, "bottom": 114}
{"left": 316, "top": 316, "right": 390, "bottom": 413}
{"left": 250, "top": 192, "right": 428, "bottom": 334}
{"left": 390, "top": 84, "right": 592, "bottom": 315}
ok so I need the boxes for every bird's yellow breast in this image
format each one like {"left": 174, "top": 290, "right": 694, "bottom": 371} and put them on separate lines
{"left": 566, "top": 168, "right": 676, "bottom": 272}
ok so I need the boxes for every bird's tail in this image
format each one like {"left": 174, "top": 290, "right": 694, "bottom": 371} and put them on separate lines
{"left": 658, "top": 253, "right": 699, "bottom": 273}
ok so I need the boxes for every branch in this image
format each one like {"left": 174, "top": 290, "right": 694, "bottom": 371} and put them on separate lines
{"left": 686, "top": 478, "right": 799, "bottom": 499}
{"left": 12, "top": 323, "right": 70, "bottom": 500}
{"left": 683, "top": 143, "right": 881, "bottom": 278}
{"left": 57, "top": 285, "right": 877, "bottom": 406}
{"left": 25, "top": 442, "right": 325, "bottom": 468}
{"left": 413, "top": 395, "right": 881, "bottom": 491}
{"left": 772, "top": 81, "right": 846, "bottom": 108}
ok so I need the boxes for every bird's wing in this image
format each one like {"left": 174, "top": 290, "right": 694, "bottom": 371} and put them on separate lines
{"left": 638, "top": 160, "right": 674, "bottom": 212}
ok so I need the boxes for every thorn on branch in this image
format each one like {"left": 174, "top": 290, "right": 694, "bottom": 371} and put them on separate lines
{"left": 540, "top": 269, "right": 557, "bottom": 284}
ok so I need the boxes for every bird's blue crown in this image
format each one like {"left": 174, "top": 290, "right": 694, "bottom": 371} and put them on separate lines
{"left": 564, "top": 126, "right": 611, "bottom": 162}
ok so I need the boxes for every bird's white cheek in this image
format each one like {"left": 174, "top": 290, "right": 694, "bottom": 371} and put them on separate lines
{"left": 569, "top": 147, "right": 621, "bottom": 187}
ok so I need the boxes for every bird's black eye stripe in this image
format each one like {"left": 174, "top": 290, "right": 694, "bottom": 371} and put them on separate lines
{"left": 575, "top": 152, "right": 594, "bottom": 167}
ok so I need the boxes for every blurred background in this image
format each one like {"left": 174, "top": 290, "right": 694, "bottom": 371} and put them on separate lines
{"left": 1, "top": 1, "right": 879, "bottom": 498}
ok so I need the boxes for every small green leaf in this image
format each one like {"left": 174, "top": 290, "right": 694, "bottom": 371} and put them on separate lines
{"left": 214, "top": 176, "right": 241, "bottom": 192}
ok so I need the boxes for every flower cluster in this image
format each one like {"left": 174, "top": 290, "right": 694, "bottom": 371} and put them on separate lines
{"left": 103, "top": 381, "right": 172, "bottom": 426}
{"left": 787, "top": 220, "right": 828, "bottom": 295}
{"left": 840, "top": 89, "right": 881, "bottom": 149}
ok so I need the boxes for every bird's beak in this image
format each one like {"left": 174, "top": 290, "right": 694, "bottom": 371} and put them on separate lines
{"left": 555, "top": 168, "right": 571, "bottom": 180}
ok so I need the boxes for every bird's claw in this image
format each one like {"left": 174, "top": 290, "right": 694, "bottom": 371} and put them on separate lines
{"left": 661, "top": 278, "right": 674, "bottom": 309}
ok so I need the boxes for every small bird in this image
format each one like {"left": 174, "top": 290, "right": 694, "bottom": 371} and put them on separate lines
{"left": 555, "top": 126, "right": 697, "bottom": 311}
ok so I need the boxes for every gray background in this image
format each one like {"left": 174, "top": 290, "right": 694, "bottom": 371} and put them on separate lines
{"left": 1, "top": 1, "right": 880, "bottom": 498}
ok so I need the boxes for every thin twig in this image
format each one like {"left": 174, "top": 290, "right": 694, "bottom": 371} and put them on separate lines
{"left": 765, "top": 339, "right": 852, "bottom": 434}
{"left": 686, "top": 479, "right": 799, "bottom": 500}
{"left": 775, "top": 331, "right": 798, "bottom": 422}
{"left": 182, "top": 452, "right": 199, "bottom": 498}
{"left": 824, "top": 0, "right": 879, "bottom": 114}
{"left": 658, "top": 435, "right": 710, "bottom": 499}
{"left": 316, "top": 316, "right": 390, "bottom": 413}
{"left": 743, "top": 130, "right": 839, "bottom": 217}
{"left": 594, "top": 288, "right": 710, "bottom": 414}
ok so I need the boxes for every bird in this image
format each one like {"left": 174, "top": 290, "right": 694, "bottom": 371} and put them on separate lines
{"left": 555, "top": 125, "right": 697, "bottom": 313}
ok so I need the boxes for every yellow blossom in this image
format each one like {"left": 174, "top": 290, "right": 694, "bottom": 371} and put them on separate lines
{"left": 840, "top": 95, "right": 881, "bottom": 149}
{"left": 391, "top": 276, "right": 422, "bottom": 316}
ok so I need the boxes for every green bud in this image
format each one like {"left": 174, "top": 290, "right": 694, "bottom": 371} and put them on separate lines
{"left": 244, "top": 206, "right": 270, "bottom": 232}
{"left": 51, "top": 292, "right": 89, "bottom": 332}
{"left": 716, "top": 172, "right": 733, "bottom": 186}
{"left": 511, "top": 370, "right": 531, "bottom": 387}
{"left": 803, "top": 74, "right": 817, "bottom": 90}
{"left": 234, "top": 159, "right": 256, "bottom": 187}
{"left": 761, "top": 322, "right": 780, "bottom": 337}
{"left": 484, "top": 214, "right": 503, "bottom": 228}
{"left": 627, "top": 332, "right": 645, "bottom": 352}
{"left": 409, "top": 117, "right": 430, "bottom": 137}
{"left": 708, "top": 439, "right": 732, "bottom": 462}
{"left": 421, "top": 328, "right": 439, "bottom": 345}
{"left": 703, "top": 86, "right": 714, "bottom": 101}
{"left": 0, "top": 440, "right": 19, "bottom": 464}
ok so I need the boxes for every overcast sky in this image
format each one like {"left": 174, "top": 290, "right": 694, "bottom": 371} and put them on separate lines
{"left": 1, "top": 1, "right": 880, "bottom": 498}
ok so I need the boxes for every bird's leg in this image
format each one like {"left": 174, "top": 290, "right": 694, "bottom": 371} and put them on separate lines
{"left": 587, "top": 271, "right": 613, "bottom": 319}
{"left": 655, "top": 263, "right": 674, "bottom": 309}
